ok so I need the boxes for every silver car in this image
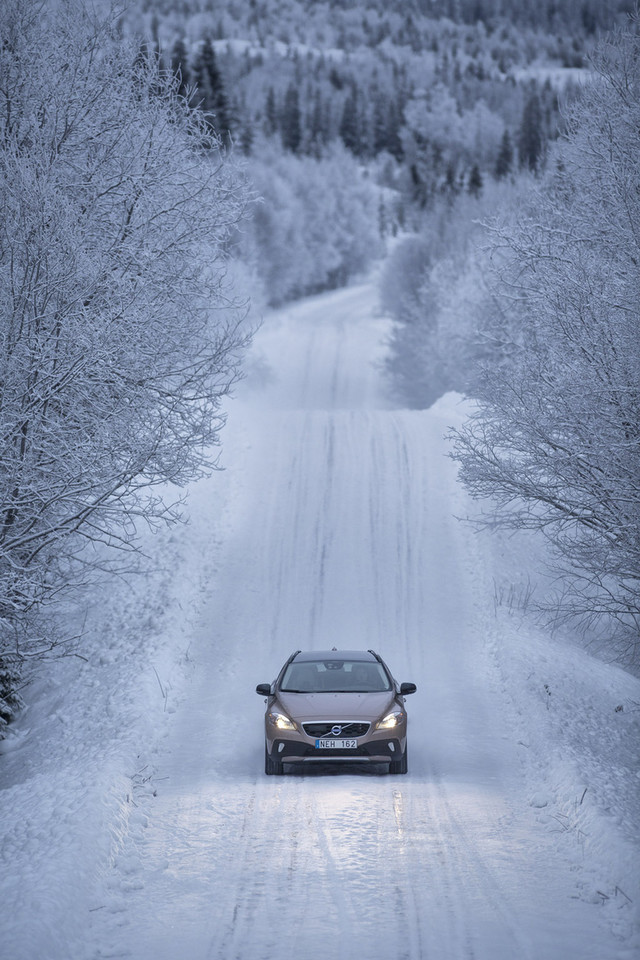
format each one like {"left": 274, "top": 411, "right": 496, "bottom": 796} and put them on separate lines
{"left": 256, "top": 649, "right": 417, "bottom": 775}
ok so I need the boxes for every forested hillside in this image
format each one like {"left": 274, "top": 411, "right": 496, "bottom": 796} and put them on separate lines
{"left": 119, "top": 0, "right": 627, "bottom": 303}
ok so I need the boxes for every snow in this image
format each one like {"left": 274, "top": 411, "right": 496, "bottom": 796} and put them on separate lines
{"left": 1, "top": 273, "right": 639, "bottom": 960}
{"left": 510, "top": 64, "right": 591, "bottom": 88}
{"left": 213, "top": 37, "right": 345, "bottom": 63}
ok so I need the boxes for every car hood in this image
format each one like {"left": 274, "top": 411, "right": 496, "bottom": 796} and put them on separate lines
{"left": 277, "top": 691, "right": 396, "bottom": 722}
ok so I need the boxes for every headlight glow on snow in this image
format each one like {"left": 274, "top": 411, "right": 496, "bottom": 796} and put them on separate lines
{"left": 268, "top": 710, "right": 296, "bottom": 731}
{"left": 376, "top": 710, "right": 404, "bottom": 730}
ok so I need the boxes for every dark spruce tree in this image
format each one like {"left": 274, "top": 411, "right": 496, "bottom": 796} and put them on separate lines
{"left": 339, "top": 87, "right": 362, "bottom": 156}
{"left": 494, "top": 128, "right": 513, "bottom": 179}
{"left": 468, "top": 163, "right": 483, "bottom": 196}
{"left": 189, "top": 43, "right": 207, "bottom": 111}
{"left": 281, "top": 84, "right": 302, "bottom": 153}
{"left": 518, "top": 90, "right": 544, "bottom": 173}
{"left": 170, "top": 38, "right": 190, "bottom": 102}
{"left": 264, "top": 86, "right": 278, "bottom": 138}
{"left": 310, "top": 90, "right": 329, "bottom": 155}
{"left": 200, "top": 36, "right": 232, "bottom": 139}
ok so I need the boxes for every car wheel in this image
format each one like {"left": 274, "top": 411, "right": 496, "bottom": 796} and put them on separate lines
{"left": 389, "top": 746, "right": 408, "bottom": 774}
{"left": 265, "top": 744, "right": 284, "bottom": 776}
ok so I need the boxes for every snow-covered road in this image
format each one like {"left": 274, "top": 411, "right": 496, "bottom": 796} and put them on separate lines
{"left": 85, "top": 279, "right": 636, "bottom": 960}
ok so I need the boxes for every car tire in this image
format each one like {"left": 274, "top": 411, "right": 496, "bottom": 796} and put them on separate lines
{"left": 265, "top": 744, "right": 284, "bottom": 776}
{"left": 389, "top": 746, "right": 408, "bottom": 774}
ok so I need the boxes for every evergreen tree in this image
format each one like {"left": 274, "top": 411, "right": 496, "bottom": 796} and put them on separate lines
{"left": 201, "top": 37, "right": 232, "bottom": 138}
{"left": 494, "top": 128, "right": 513, "bottom": 179}
{"left": 339, "top": 87, "right": 361, "bottom": 155}
{"left": 281, "top": 84, "right": 302, "bottom": 153}
{"left": 239, "top": 115, "right": 254, "bottom": 155}
{"left": 468, "top": 163, "right": 483, "bottom": 196}
{"left": 170, "top": 38, "right": 190, "bottom": 102}
{"left": 0, "top": 658, "right": 21, "bottom": 732}
{"left": 373, "top": 94, "right": 392, "bottom": 155}
{"left": 518, "top": 91, "right": 544, "bottom": 173}
{"left": 310, "top": 90, "right": 329, "bottom": 155}
{"left": 264, "top": 86, "right": 278, "bottom": 137}
{"left": 443, "top": 161, "right": 459, "bottom": 199}
{"left": 189, "top": 44, "right": 207, "bottom": 111}
{"left": 387, "top": 97, "right": 404, "bottom": 161}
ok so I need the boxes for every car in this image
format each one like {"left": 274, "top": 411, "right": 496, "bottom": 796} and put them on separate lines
{"left": 256, "top": 648, "right": 417, "bottom": 775}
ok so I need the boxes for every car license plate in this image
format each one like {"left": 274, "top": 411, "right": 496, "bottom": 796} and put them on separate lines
{"left": 315, "top": 738, "right": 358, "bottom": 749}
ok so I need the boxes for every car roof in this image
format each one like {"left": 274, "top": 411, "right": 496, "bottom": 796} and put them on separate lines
{"left": 292, "top": 650, "right": 378, "bottom": 662}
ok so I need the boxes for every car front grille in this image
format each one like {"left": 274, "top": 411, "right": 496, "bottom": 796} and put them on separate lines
{"left": 302, "top": 721, "right": 371, "bottom": 738}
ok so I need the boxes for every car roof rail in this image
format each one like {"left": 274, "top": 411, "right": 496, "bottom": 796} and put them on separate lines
{"left": 367, "top": 649, "right": 383, "bottom": 663}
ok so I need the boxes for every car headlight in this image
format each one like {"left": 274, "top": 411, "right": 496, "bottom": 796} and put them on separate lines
{"left": 268, "top": 710, "right": 296, "bottom": 731}
{"left": 376, "top": 710, "right": 404, "bottom": 730}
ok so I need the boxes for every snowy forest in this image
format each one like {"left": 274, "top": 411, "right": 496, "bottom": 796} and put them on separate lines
{"left": 1, "top": 0, "right": 638, "bottom": 725}
{"left": 2, "top": 2, "right": 640, "bottom": 958}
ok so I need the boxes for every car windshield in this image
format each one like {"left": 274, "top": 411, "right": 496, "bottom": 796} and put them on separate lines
{"left": 280, "top": 659, "right": 392, "bottom": 693}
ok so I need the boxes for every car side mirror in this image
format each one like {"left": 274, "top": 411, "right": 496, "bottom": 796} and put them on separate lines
{"left": 256, "top": 683, "right": 272, "bottom": 696}
{"left": 400, "top": 682, "right": 417, "bottom": 695}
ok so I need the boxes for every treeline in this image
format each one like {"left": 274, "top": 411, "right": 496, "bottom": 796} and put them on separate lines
{"left": 123, "top": 0, "right": 592, "bottom": 197}
{"left": 114, "top": 0, "right": 625, "bottom": 318}
{"left": 136, "top": 0, "right": 629, "bottom": 49}
{"left": 412, "top": 0, "right": 628, "bottom": 33}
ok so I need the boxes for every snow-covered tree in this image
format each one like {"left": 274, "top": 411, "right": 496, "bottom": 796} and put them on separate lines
{"left": 453, "top": 28, "right": 640, "bottom": 666}
{"left": 246, "top": 143, "right": 383, "bottom": 304}
{"left": 0, "top": 1, "right": 249, "bottom": 665}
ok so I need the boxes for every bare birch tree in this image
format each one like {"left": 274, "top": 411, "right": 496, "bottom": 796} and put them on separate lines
{"left": 0, "top": 1, "right": 250, "bottom": 672}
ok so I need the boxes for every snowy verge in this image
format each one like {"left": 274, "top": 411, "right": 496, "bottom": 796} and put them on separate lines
{"left": 0, "top": 469, "right": 226, "bottom": 960}
{"left": 436, "top": 389, "right": 640, "bottom": 952}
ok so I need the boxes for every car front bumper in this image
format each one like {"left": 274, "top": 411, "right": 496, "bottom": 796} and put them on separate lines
{"left": 268, "top": 736, "right": 405, "bottom": 764}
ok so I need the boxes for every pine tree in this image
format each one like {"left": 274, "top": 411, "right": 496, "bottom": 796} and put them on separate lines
{"left": 468, "top": 163, "right": 483, "bottom": 196}
{"left": 200, "top": 37, "right": 232, "bottom": 138}
{"left": 373, "top": 94, "right": 390, "bottom": 154}
{"left": 443, "top": 161, "right": 459, "bottom": 199}
{"left": 170, "top": 38, "right": 190, "bottom": 102}
{"left": 189, "top": 44, "right": 207, "bottom": 111}
{"left": 264, "top": 86, "right": 278, "bottom": 137}
{"left": 310, "top": 90, "right": 328, "bottom": 155}
{"left": 494, "top": 128, "right": 513, "bottom": 179}
{"left": 518, "top": 91, "right": 544, "bottom": 173}
{"left": 281, "top": 84, "right": 302, "bottom": 153}
{"left": 0, "top": 658, "right": 21, "bottom": 732}
{"left": 239, "top": 116, "right": 254, "bottom": 155}
{"left": 339, "top": 87, "right": 361, "bottom": 155}
{"left": 387, "top": 97, "right": 404, "bottom": 161}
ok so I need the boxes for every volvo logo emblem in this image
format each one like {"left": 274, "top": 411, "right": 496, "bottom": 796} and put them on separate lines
{"left": 331, "top": 725, "right": 342, "bottom": 736}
